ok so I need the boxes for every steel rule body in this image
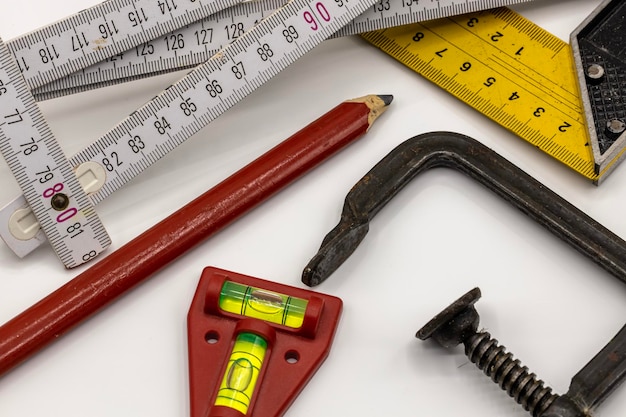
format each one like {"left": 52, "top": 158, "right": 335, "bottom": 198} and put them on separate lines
{"left": 361, "top": 7, "right": 604, "bottom": 182}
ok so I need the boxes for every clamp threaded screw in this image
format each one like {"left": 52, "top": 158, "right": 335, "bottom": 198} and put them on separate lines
{"left": 417, "top": 288, "right": 558, "bottom": 417}
{"left": 465, "top": 331, "right": 557, "bottom": 416}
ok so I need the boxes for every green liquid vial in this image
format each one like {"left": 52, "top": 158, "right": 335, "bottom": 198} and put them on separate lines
{"left": 219, "top": 281, "right": 308, "bottom": 328}
{"left": 215, "top": 332, "right": 267, "bottom": 414}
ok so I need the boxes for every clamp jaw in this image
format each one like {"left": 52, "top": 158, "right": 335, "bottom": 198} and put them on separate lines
{"left": 302, "top": 131, "right": 626, "bottom": 288}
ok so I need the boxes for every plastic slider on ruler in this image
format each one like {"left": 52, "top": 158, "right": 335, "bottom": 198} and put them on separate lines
{"left": 0, "top": 37, "right": 110, "bottom": 268}
{"left": 0, "top": 0, "right": 382, "bottom": 260}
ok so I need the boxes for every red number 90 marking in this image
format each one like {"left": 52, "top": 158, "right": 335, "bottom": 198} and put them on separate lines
{"left": 303, "top": 2, "right": 331, "bottom": 31}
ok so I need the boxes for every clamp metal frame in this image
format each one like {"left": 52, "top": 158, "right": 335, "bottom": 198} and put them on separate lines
{"left": 302, "top": 131, "right": 626, "bottom": 287}
{"left": 301, "top": 131, "right": 626, "bottom": 417}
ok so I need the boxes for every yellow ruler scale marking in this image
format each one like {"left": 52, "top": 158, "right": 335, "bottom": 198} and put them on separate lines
{"left": 361, "top": 7, "right": 602, "bottom": 181}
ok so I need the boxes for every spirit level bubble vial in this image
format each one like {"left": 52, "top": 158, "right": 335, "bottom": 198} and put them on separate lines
{"left": 219, "top": 280, "right": 308, "bottom": 328}
{"left": 187, "top": 267, "right": 343, "bottom": 417}
{"left": 215, "top": 332, "right": 267, "bottom": 414}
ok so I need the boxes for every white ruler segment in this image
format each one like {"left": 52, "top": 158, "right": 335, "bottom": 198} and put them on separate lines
{"left": 0, "top": 37, "right": 111, "bottom": 267}
{"left": 1, "top": 0, "right": 381, "bottom": 258}
{"left": 8, "top": 0, "right": 248, "bottom": 90}
{"left": 0, "top": 0, "right": 532, "bottom": 259}
{"left": 32, "top": 0, "right": 532, "bottom": 100}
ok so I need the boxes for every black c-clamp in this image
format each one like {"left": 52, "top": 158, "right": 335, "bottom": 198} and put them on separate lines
{"left": 301, "top": 132, "right": 626, "bottom": 417}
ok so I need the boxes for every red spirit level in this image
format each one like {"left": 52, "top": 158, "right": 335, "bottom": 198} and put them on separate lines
{"left": 187, "top": 267, "right": 343, "bottom": 417}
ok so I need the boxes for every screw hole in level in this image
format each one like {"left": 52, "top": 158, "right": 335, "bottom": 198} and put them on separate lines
{"left": 285, "top": 350, "right": 300, "bottom": 364}
{"left": 205, "top": 330, "right": 220, "bottom": 344}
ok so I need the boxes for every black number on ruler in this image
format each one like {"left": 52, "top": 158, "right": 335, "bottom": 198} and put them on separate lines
{"left": 102, "top": 152, "right": 123, "bottom": 172}
{"left": 99, "top": 21, "right": 120, "bottom": 39}
{"left": 533, "top": 107, "right": 545, "bottom": 117}
{"left": 0, "top": 80, "right": 6, "bottom": 95}
{"left": 282, "top": 26, "right": 299, "bottom": 43}
{"left": 20, "top": 137, "right": 38, "bottom": 156}
{"left": 16, "top": 57, "right": 29, "bottom": 73}
{"left": 334, "top": 0, "right": 348, "bottom": 7}
{"left": 509, "top": 92, "right": 520, "bottom": 101}
{"left": 180, "top": 98, "right": 197, "bottom": 116}
{"left": 3, "top": 108, "right": 24, "bottom": 125}
{"left": 231, "top": 61, "right": 246, "bottom": 79}
{"left": 67, "top": 222, "right": 85, "bottom": 239}
{"left": 72, "top": 32, "right": 90, "bottom": 51}
{"left": 402, "top": 0, "right": 418, "bottom": 7}
{"left": 36, "top": 165, "right": 54, "bottom": 184}
{"left": 105, "top": 53, "right": 124, "bottom": 63}
{"left": 373, "top": 0, "right": 390, "bottom": 12}
{"left": 412, "top": 32, "right": 424, "bottom": 42}
{"left": 195, "top": 29, "right": 213, "bottom": 45}
{"left": 136, "top": 42, "right": 155, "bottom": 56}
{"left": 490, "top": 32, "right": 504, "bottom": 42}
{"left": 83, "top": 250, "right": 98, "bottom": 262}
{"left": 467, "top": 17, "right": 479, "bottom": 27}
{"left": 129, "top": 8, "right": 149, "bottom": 27}
{"left": 39, "top": 45, "right": 60, "bottom": 64}
{"left": 257, "top": 44, "right": 274, "bottom": 62}
{"left": 154, "top": 118, "right": 171, "bottom": 135}
{"left": 559, "top": 122, "right": 572, "bottom": 132}
{"left": 436, "top": 48, "right": 447, "bottom": 57}
{"left": 128, "top": 135, "right": 146, "bottom": 152}
{"left": 159, "top": 0, "right": 178, "bottom": 14}
{"left": 205, "top": 80, "right": 223, "bottom": 97}
{"left": 225, "top": 23, "right": 245, "bottom": 40}
{"left": 460, "top": 62, "right": 471, "bottom": 72}
{"left": 165, "top": 33, "right": 185, "bottom": 51}
{"left": 483, "top": 77, "right": 496, "bottom": 87}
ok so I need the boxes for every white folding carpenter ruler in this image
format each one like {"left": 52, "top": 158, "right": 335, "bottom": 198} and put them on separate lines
{"left": 31, "top": 0, "right": 533, "bottom": 100}
{"left": 0, "top": 37, "right": 110, "bottom": 268}
{"left": 0, "top": 0, "right": 532, "bottom": 266}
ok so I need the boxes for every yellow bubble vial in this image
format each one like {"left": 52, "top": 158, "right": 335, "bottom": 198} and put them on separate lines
{"left": 219, "top": 281, "right": 308, "bottom": 328}
{"left": 215, "top": 332, "right": 267, "bottom": 414}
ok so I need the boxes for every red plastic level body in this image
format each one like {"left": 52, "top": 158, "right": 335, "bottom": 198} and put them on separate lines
{"left": 187, "top": 267, "right": 343, "bottom": 417}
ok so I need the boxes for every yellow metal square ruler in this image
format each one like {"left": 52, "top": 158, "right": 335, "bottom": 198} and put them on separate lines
{"left": 0, "top": 0, "right": 533, "bottom": 267}
{"left": 361, "top": 0, "right": 626, "bottom": 184}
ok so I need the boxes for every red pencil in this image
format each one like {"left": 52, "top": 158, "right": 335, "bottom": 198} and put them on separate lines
{"left": 0, "top": 94, "right": 392, "bottom": 376}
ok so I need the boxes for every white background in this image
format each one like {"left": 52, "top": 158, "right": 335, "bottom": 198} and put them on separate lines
{"left": 1, "top": 0, "right": 625, "bottom": 416}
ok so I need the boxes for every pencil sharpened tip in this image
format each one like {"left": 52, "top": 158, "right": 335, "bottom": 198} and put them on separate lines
{"left": 377, "top": 95, "right": 393, "bottom": 106}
